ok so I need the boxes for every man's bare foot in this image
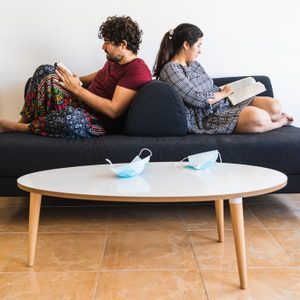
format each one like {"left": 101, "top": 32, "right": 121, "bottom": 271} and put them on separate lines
{"left": 0, "top": 119, "right": 30, "bottom": 133}
{"left": 18, "top": 116, "right": 30, "bottom": 124}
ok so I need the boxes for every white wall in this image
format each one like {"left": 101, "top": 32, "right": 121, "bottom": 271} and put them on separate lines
{"left": 1, "top": 0, "right": 299, "bottom": 126}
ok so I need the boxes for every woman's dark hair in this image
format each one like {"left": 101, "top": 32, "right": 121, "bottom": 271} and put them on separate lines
{"left": 153, "top": 23, "right": 203, "bottom": 78}
{"left": 98, "top": 16, "right": 142, "bottom": 55}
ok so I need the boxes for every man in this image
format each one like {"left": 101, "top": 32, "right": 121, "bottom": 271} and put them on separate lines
{"left": 0, "top": 16, "right": 152, "bottom": 136}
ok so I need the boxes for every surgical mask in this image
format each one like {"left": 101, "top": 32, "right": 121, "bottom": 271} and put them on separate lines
{"left": 176, "top": 150, "right": 221, "bottom": 170}
{"left": 106, "top": 148, "right": 152, "bottom": 178}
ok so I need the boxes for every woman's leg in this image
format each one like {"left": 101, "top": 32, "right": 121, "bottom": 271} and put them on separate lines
{"left": 250, "top": 96, "right": 293, "bottom": 123}
{"left": 234, "top": 106, "right": 291, "bottom": 133}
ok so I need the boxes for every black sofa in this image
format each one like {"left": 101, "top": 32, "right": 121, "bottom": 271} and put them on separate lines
{"left": 1, "top": 75, "right": 300, "bottom": 196}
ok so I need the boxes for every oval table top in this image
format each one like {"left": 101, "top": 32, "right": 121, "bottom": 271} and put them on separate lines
{"left": 17, "top": 162, "right": 287, "bottom": 202}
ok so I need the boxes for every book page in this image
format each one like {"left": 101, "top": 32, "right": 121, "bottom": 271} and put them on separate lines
{"left": 228, "top": 81, "right": 266, "bottom": 105}
{"left": 228, "top": 77, "right": 256, "bottom": 92}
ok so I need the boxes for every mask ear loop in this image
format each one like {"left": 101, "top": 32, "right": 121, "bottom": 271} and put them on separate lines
{"left": 174, "top": 156, "right": 189, "bottom": 167}
{"left": 217, "top": 151, "right": 222, "bottom": 163}
{"left": 138, "top": 148, "right": 152, "bottom": 158}
{"left": 105, "top": 158, "right": 114, "bottom": 166}
{"left": 105, "top": 158, "right": 118, "bottom": 172}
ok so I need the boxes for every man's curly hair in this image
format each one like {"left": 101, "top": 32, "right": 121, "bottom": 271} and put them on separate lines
{"left": 98, "top": 16, "right": 142, "bottom": 55}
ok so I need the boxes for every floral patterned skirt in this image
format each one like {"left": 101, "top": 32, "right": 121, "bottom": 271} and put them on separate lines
{"left": 21, "top": 64, "right": 105, "bottom": 137}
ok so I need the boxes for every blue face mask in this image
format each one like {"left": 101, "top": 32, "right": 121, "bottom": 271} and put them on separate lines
{"left": 106, "top": 148, "right": 152, "bottom": 178}
{"left": 177, "top": 150, "right": 221, "bottom": 170}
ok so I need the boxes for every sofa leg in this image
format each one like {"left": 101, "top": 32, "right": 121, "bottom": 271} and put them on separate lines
{"left": 28, "top": 192, "right": 42, "bottom": 267}
{"left": 215, "top": 199, "right": 224, "bottom": 242}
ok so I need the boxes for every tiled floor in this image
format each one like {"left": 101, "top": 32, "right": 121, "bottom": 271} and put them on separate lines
{"left": 1, "top": 194, "right": 300, "bottom": 299}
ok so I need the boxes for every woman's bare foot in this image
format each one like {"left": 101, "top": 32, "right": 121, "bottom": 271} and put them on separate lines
{"left": 0, "top": 119, "right": 30, "bottom": 133}
{"left": 282, "top": 113, "right": 294, "bottom": 125}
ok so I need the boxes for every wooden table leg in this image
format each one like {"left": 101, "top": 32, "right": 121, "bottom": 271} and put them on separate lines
{"left": 229, "top": 197, "right": 248, "bottom": 289}
{"left": 28, "top": 192, "right": 42, "bottom": 267}
{"left": 214, "top": 199, "right": 224, "bottom": 242}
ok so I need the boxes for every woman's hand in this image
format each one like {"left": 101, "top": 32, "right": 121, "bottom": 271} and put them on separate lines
{"left": 55, "top": 67, "right": 82, "bottom": 94}
{"left": 208, "top": 84, "right": 233, "bottom": 105}
{"left": 221, "top": 84, "right": 233, "bottom": 98}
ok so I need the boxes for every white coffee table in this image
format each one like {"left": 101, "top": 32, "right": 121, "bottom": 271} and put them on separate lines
{"left": 17, "top": 162, "right": 287, "bottom": 289}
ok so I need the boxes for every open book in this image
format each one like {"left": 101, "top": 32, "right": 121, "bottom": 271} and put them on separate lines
{"left": 222, "top": 77, "right": 266, "bottom": 105}
{"left": 54, "top": 62, "right": 83, "bottom": 86}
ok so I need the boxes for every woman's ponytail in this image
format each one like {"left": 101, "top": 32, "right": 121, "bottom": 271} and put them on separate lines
{"left": 153, "top": 31, "right": 174, "bottom": 78}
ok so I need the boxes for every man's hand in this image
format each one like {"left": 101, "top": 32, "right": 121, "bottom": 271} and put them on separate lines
{"left": 55, "top": 66, "right": 82, "bottom": 93}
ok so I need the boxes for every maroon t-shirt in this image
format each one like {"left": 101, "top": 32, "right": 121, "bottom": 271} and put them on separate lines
{"left": 87, "top": 58, "right": 151, "bottom": 133}
{"left": 88, "top": 58, "right": 151, "bottom": 98}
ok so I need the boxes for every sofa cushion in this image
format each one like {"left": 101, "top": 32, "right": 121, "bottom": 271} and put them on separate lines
{"left": 212, "top": 126, "right": 300, "bottom": 174}
{"left": 125, "top": 80, "right": 188, "bottom": 136}
{"left": 0, "top": 132, "right": 217, "bottom": 179}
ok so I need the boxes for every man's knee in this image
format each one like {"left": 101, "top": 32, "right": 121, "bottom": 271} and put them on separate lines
{"left": 33, "top": 64, "right": 56, "bottom": 78}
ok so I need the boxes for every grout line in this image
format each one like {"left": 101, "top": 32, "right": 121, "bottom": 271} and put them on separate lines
{"left": 1, "top": 266, "right": 300, "bottom": 275}
{"left": 99, "top": 268, "right": 200, "bottom": 272}
{"left": 0, "top": 270, "right": 99, "bottom": 274}
{"left": 244, "top": 204, "right": 267, "bottom": 229}
{"left": 185, "top": 228, "right": 210, "bottom": 299}
{"left": 92, "top": 229, "right": 110, "bottom": 299}
{"left": 264, "top": 227, "right": 294, "bottom": 263}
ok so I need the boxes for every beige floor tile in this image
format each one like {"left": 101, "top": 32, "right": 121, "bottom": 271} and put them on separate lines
{"left": 41, "top": 196, "right": 116, "bottom": 207}
{"left": 0, "top": 272, "right": 97, "bottom": 300}
{"left": 95, "top": 270, "right": 208, "bottom": 300}
{"left": 3, "top": 232, "right": 107, "bottom": 272}
{"left": 110, "top": 205, "right": 184, "bottom": 231}
{"left": 269, "top": 228, "right": 300, "bottom": 266}
{"left": 182, "top": 204, "right": 264, "bottom": 230}
{"left": 0, "top": 197, "right": 28, "bottom": 207}
{"left": 250, "top": 194, "right": 300, "bottom": 207}
{"left": 201, "top": 268, "right": 300, "bottom": 300}
{"left": 243, "top": 193, "right": 293, "bottom": 205}
{"left": 0, "top": 234, "right": 26, "bottom": 271}
{"left": 189, "top": 229, "right": 289, "bottom": 269}
{"left": 101, "top": 231, "right": 197, "bottom": 270}
{"left": 0, "top": 207, "right": 28, "bottom": 232}
{"left": 1, "top": 195, "right": 300, "bottom": 298}
{"left": 286, "top": 193, "right": 300, "bottom": 202}
{"left": 38, "top": 206, "right": 111, "bottom": 232}
{"left": 247, "top": 202, "right": 300, "bottom": 229}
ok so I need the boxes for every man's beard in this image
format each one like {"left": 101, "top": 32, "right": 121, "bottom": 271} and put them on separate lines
{"left": 106, "top": 53, "right": 122, "bottom": 63}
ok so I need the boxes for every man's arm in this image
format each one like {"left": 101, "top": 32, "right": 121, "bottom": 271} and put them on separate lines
{"left": 56, "top": 66, "right": 137, "bottom": 118}
{"left": 79, "top": 72, "right": 97, "bottom": 86}
{"left": 75, "top": 85, "right": 137, "bottom": 118}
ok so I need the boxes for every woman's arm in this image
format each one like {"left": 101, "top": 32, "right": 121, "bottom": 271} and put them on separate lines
{"left": 161, "top": 65, "right": 214, "bottom": 109}
{"left": 161, "top": 63, "right": 232, "bottom": 109}
{"left": 208, "top": 85, "right": 233, "bottom": 104}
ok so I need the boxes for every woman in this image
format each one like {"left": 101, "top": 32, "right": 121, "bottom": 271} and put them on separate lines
{"left": 0, "top": 16, "right": 151, "bottom": 137}
{"left": 153, "top": 23, "right": 293, "bottom": 134}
